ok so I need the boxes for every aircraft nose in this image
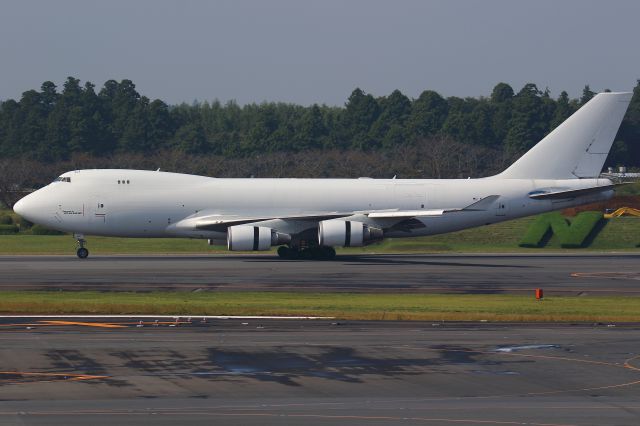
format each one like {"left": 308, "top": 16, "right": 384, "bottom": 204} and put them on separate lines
{"left": 13, "top": 196, "right": 28, "bottom": 217}
{"left": 13, "top": 189, "right": 64, "bottom": 229}
{"left": 13, "top": 193, "right": 39, "bottom": 223}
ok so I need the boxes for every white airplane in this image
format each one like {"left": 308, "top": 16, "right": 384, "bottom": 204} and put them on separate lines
{"left": 13, "top": 92, "right": 632, "bottom": 259}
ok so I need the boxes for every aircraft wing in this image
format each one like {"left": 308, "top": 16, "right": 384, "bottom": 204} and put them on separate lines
{"left": 170, "top": 195, "right": 500, "bottom": 233}
{"left": 173, "top": 211, "right": 353, "bottom": 232}
{"left": 367, "top": 195, "right": 500, "bottom": 219}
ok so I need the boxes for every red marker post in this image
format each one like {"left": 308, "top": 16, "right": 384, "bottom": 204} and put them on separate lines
{"left": 535, "top": 288, "right": 544, "bottom": 300}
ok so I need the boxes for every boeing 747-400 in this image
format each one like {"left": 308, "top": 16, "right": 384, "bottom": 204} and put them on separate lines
{"left": 13, "top": 92, "right": 632, "bottom": 259}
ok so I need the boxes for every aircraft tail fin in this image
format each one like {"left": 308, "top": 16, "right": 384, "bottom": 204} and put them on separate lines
{"left": 498, "top": 92, "right": 632, "bottom": 180}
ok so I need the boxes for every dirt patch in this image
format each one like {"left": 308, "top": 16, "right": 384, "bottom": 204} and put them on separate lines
{"left": 562, "top": 195, "right": 640, "bottom": 216}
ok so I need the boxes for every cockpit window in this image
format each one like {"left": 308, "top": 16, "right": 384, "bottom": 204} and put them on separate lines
{"left": 53, "top": 176, "right": 71, "bottom": 183}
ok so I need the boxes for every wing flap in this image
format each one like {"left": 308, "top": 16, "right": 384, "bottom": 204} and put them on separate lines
{"left": 368, "top": 210, "right": 445, "bottom": 218}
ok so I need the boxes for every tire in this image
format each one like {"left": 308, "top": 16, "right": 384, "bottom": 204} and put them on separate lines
{"left": 77, "top": 247, "right": 89, "bottom": 259}
{"left": 278, "top": 246, "right": 301, "bottom": 260}
{"left": 277, "top": 246, "right": 290, "bottom": 259}
{"left": 300, "top": 248, "right": 315, "bottom": 260}
{"left": 322, "top": 246, "right": 336, "bottom": 260}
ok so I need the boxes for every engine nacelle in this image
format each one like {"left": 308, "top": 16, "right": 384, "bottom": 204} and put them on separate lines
{"left": 318, "top": 220, "right": 383, "bottom": 247}
{"left": 227, "top": 225, "right": 291, "bottom": 251}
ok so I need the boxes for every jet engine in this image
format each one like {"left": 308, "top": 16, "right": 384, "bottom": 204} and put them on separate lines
{"left": 318, "top": 220, "right": 383, "bottom": 247}
{"left": 227, "top": 225, "right": 291, "bottom": 251}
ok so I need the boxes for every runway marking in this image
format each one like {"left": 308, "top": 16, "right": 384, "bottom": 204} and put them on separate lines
{"left": 0, "top": 321, "right": 127, "bottom": 329}
{"left": 0, "top": 409, "right": 578, "bottom": 425}
{"left": 571, "top": 271, "right": 640, "bottom": 281}
{"left": 38, "top": 320, "right": 127, "bottom": 328}
{"left": 0, "top": 315, "right": 333, "bottom": 319}
{"left": 624, "top": 355, "right": 640, "bottom": 372}
{"left": 145, "top": 412, "right": 578, "bottom": 426}
{"left": 0, "top": 371, "right": 107, "bottom": 384}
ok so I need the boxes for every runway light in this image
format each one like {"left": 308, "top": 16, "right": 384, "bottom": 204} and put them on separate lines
{"left": 535, "top": 288, "right": 544, "bottom": 300}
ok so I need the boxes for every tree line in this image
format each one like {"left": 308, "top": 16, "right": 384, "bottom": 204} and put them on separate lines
{"left": 0, "top": 77, "right": 638, "bottom": 168}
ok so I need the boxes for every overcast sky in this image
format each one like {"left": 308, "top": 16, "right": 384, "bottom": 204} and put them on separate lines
{"left": 1, "top": 0, "right": 638, "bottom": 105}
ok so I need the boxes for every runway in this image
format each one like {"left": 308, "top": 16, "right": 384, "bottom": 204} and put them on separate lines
{"left": 1, "top": 253, "right": 639, "bottom": 294}
{"left": 0, "top": 319, "right": 639, "bottom": 425}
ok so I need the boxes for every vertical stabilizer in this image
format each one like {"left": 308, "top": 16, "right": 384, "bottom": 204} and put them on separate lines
{"left": 498, "top": 92, "right": 632, "bottom": 179}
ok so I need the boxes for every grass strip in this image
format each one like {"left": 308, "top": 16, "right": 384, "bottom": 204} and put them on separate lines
{"left": 1, "top": 291, "right": 639, "bottom": 322}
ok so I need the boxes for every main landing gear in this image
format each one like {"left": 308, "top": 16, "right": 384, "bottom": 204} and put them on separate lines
{"left": 74, "top": 233, "right": 89, "bottom": 259}
{"left": 277, "top": 245, "right": 336, "bottom": 260}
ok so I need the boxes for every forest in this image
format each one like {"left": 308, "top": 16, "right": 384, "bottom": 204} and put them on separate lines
{"left": 0, "top": 77, "right": 638, "bottom": 191}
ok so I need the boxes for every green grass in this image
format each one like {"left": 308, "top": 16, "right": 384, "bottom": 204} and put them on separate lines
{"left": 589, "top": 217, "right": 640, "bottom": 249}
{"left": 518, "top": 211, "right": 604, "bottom": 248}
{"left": 1, "top": 291, "right": 639, "bottom": 322}
{"left": 615, "top": 181, "right": 640, "bottom": 196}
{"left": 557, "top": 211, "right": 604, "bottom": 248}
{"left": 0, "top": 224, "right": 19, "bottom": 235}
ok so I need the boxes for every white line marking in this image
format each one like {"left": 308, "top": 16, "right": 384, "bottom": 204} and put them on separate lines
{"left": 0, "top": 315, "right": 334, "bottom": 320}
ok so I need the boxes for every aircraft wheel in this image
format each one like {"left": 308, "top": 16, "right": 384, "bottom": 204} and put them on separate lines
{"left": 321, "top": 246, "right": 336, "bottom": 260}
{"left": 299, "top": 247, "right": 335, "bottom": 260}
{"left": 278, "top": 246, "right": 301, "bottom": 260}
{"left": 277, "top": 246, "right": 290, "bottom": 259}
{"left": 77, "top": 247, "right": 89, "bottom": 259}
{"left": 300, "top": 248, "right": 315, "bottom": 260}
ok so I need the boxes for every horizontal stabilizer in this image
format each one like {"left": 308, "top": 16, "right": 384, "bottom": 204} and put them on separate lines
{"left": 528, "top": 185, "right": 616, "bottom": 200}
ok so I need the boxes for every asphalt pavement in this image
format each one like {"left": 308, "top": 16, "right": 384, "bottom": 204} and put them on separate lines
{"left": 0, "top": 253, "right": 639, "bottom": 294}
{"left": 0, "top": 319, "right": 638, "bottom": 425}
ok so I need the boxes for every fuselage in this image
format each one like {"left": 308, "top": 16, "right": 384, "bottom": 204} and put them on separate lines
{"left": 14, "top": 169, "right": 613, "bottom": 241}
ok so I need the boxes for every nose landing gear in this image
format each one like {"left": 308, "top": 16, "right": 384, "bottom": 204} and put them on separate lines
{"left": 74, "top": 233, "right": 89, "bottom": 259}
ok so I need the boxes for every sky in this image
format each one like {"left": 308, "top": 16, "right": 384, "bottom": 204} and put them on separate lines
{"left": 1, "top": 0, "right": 639, "bottom": 106}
